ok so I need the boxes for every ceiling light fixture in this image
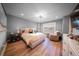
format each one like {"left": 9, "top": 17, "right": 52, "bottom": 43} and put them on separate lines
{"left": 35, "top": 11, "right": 47, "bottom": 19}
{"left": 20, "top": 13, "right": 24, "bottom": 16}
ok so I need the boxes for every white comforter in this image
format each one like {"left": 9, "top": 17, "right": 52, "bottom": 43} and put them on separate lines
{"left": 21, "top": 32, "right": 46, "bottom": 45}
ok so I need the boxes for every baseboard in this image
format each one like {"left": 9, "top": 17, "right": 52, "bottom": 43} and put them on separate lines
{"left": 0, "top": 43, "right": 7, "bottom": 56}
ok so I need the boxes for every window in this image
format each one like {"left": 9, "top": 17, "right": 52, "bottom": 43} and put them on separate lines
{"left": 43, "top": 22, "right": 56, "bottom": 34}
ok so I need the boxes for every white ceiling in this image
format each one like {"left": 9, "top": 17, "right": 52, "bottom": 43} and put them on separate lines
{"left": 3, "top": 3, "right": 77, "bottom": 23}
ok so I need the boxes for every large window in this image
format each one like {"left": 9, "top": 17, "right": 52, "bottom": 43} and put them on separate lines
{"left": 43, "top": 22, "right": 56, "bottom": 34}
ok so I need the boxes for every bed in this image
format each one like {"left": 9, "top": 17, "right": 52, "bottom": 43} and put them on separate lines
{"left": 21, "top": 32, "right": 46, "bottom": 49}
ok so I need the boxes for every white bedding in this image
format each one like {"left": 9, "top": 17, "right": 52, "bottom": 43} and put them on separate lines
{"left": 21, "top": 32, "right": 46, "bottom": 45}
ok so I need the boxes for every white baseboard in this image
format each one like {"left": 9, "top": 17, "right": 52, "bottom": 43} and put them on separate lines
{"left": 0, "top": 43, "right": 7, "bottom": 56}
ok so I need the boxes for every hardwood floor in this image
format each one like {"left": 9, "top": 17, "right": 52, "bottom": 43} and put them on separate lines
{"left": 4, "top": 38, "right": 62, "bottom": 56}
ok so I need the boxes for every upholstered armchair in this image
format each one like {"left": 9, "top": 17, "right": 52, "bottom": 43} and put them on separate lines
{"left": 48, "top": 31, "right": 62, "bottom": 41}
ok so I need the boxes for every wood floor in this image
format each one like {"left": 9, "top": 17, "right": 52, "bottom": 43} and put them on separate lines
{"left": 4, "top": 38, "right": 62, "bottom": 56}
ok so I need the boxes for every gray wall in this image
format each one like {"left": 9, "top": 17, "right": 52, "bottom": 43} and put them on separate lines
{"left": 62, "top": 16, "right": 69, "bottom": 34}
{"left": 56, "top": 20, "right": 63, "bottom": 32}
{"left": 0, "top": 4, "right": 7, "bottom": 49}
{"left": 0, "top": 4, "right": 7, "bottom": 27}
{"left": 7, "top": 11, "right": 70, "bottom": 34}
{"left": 7, "top": 14, "right": 37, "bottom": 33}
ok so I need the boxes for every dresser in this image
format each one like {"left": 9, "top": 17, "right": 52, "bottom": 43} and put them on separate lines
{"left": 62, "top": 34, "right": 69, "bottom": 56}
{"left": 62, "top": 34, "right": 79, "bottom": 56}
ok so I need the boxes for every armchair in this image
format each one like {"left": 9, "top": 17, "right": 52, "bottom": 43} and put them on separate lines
{"left": 48, "top": 31, "right": 62, "bottom": 41}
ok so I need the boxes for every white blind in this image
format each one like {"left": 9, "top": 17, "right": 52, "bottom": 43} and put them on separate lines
{"left": 43, "top": 22, "right": 56, "bottom": 34}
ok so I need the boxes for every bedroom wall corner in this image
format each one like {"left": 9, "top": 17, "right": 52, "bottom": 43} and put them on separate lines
{"left": 0, "top": 3, "right": 7, "bottom": 55}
